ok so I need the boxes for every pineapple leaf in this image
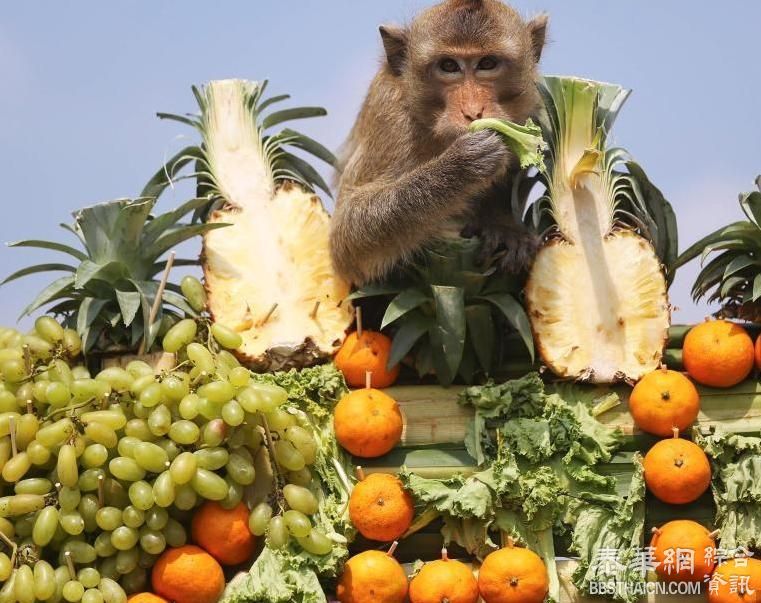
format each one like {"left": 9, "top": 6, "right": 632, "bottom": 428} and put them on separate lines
{"left": 277, "top": 153, "right": 332, "bottom": 197}
{"left": 75, "top": 260, "right": 129, "bottom": 289}
{"left": 8, "top": 240, "right": 87, "bottom": 262}
{"left": 77, "top": 297, "right": 109, "bottom": 334}
{"left": 430, "top": 285, "right": 466, "bottom": 384}
{"left": 753, "top": 274, "right": 761, "bottom": 302}
{"left": 280, "top": 128, "right": 337, "bottom": 167}
{"left": 479, "top": 292, "right": 535, "bottom": 362}
{"left": 381, "top": 289, "right": 429, "bottom": 329}
{"left": 724, "top": 255, "right": 758, "bottom": 280}
{"left": 721, "top": 276, "right": 746, "bottom": 298}
{"left": 141, "top": 146, "right": 204, "bottom": 199}
{"left": 674, "top": 221, "right": 758, "bottom": 269}
{"left": 387, "top": 311, "right": 434, "bottom": 368}
{"left": 161, "top": 290, "right": 198, "bottom": 318}
{"left": 261, "top": 107, "right": 327, "bottom": 130}
{"left": 114, "top": 289, "right": 142, "bottom": 327}
{"left": 148, "top": 258, "right": 198, "bottom": 278}
{"left": 740, "top": 190, "right": 761, "bottom": 227}
{"left": 258, "top": 94, "right": 290, "bottom": 112}
{"left": 465, "top": 304, "right": 495, "bottom": 373}
{"left": 2, "top": 263, "right": 75, "bottom": 285}
{"left": 143, "top": 197, "right": 211, "bottom": 246}
{"left": 348, "top": 283, "right": 404, "bottom": 300}
{"left": 19, "top": 275, "right": 75, "bottom": 318}
{"left": 147, "top": 223, "right": 229, "bottom": 262}
{"left": 156, "top": 112, "right": 201, "bottom": 129}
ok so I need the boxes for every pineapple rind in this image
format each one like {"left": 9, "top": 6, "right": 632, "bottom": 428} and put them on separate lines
{"left": 526, "top": 230, "right": 669, "bottom": 383}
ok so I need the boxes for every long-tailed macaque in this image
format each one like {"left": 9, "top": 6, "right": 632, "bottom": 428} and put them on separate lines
{"left": 331, "top": 0, "right": 548, "bottom": 286}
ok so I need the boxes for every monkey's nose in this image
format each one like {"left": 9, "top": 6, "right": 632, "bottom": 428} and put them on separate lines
{"left": 462, "top": 107, "right": 484, "bottom": 122}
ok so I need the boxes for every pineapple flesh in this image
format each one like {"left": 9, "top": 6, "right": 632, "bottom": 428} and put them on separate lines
{"left": 196, "top": 80, "right": 353, "bottom": 370}
{"left": 525, "top": 78, "right": 670, "bottom": 382}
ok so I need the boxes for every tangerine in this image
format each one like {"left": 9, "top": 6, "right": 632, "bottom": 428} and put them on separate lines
{"left": 336, "top": 549, "right": 408, "bottom": 603}
{"left": 191, "top": 501, "right": 255, "bottom": 565}
{"left": 629, "top": 368, "right": 700, "bottom": 436}
{"left": 335, "top": 330, "right": 400, "bottom": 388}
{"left": 151, "top": 545, "right": 225, "bottom": 603}
{"left": 709, "top": 558, "right": 761, "bottom": 603}
{"left": 650, "top": 520, "right": 716, "bottom": 582}
{"left": 478, "top": 545, "right": 549, "bottom": 603}
{"left": 334, "top": 388, "right": 403, "bottom": 458}
{"left": 683, "top": 320, "right": 754, "bottom": 388}
{"left": 643, "top": 430, "right": 711, "bottom": 504}
{"left": 409, "top": 549, "right": 479, "bottom": 603}
{"left": 349, "top": 473, "right": 414, "bottom": 541}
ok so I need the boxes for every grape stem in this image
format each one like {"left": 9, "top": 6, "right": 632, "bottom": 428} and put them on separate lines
{"left": 0, "top": 530, "right": 16, "bottom": 568}
{"left": 258, "top": 412, "right": 286, "bottom": 513}
{"left": 44, "top": 397, "right": 96, "bottom": 421}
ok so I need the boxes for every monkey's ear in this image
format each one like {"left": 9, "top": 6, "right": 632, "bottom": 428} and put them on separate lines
{"left": 527, "top": 13, "right": 549, "bottom": 63}
{"left": 379, "top": 25, "right": 408, "bottom": 76}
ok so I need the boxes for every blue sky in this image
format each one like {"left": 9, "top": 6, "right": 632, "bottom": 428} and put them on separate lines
{"left": 1, "top": 1, "right": 760, "bottom": 327}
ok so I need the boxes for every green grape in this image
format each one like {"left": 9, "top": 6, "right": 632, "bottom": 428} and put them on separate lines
{"left": 33, "top": 560, "right": 56, "bottom": 601}
{"left": 160, "top": 376, "right": 188, "bottom": 403}
{"left": 194, "top": 447, "right": 229, "bottom": 470}
{"left": 248, "top": 503, "right": 272, "bottom": 536}
{"left": 284, "top": 426, "right": 317, "bottom": 465}
{"left": 32, "top": 380, "right": 49, "bottom": 403}
{"left": 221, "top": 400, "right": 244, "bottom": 426}
{"left": 186, "top": 343, "right": 215, "bottom": 373}
{"left": 58, "top": 486, "right": 81, "bottom": 511}
{"left": 152, "top": 471, "right": 175, "bottom": 508}
{"left": 84, "top": 423, "right": 117, "bottom": 448}
{"left": 62, "top": 540, "right": 97, "bottom": 564}
{"left": 216, "top": 350, "right": 240, "bottom": 370}
{"left": 129, "top": 374, "right": 155, "bottom": 397}
{"left": 51, "top": 566, "right": 72, "bottom": 603}
{"left": 82, "top": 588, "right": 104, "bottom": 603}
{"left": 16, "top": 413, "right": 39, "bottom": 449}
{"left": 77, "top": 568, "right": 100, "bottom": 590}
{"left": 178, "top": 394, "right": 200, "bottom": 420}
{"left": 70, "top": 365, "right": 90, "bottom": 379}
{"left": 0, "top": 517, "right": 14, "bottom": 538}
{"left": 111, "top": 526, "right": 139, "bottom": 551}
{"left": 94, "top": 532, "right": 117, "bottom": 558}
{"left": 128, "top": 481, "right": 154, "bottom": 511}
{"left": 201, "top": 420, "right": 226, "bottom": 447}
{"left": 0, "top": 569, "right": 15, "bottom": 603}
{"left": 132, "top": 402, "right": 150, "bottom": 419}
{"left": 226, "top": 450, "right": 255, "bottom": 485}
{"left": 121, "top": 506, "right": 144, "bottom": 529}
{"left": 156, "top": 436, "right": 179, "bottom": 462}
{"left": 70, "top": 379, "right": 98, "bottom": 403}
{"left": 1, "top": 359, "right": 27, "bottom": 383}
{"left": 57, "top": 444, "right": 79, "bottom": 487}
{"left": 283, "top": 509, "right": 311, "bottom": 537}
{"left": 77, "top": 469, "right": 105, "bottom": 493}
{"left": 162, "top": 319, "right": 197, "bottom": 353}
{"left": 25, "top": 440, "right": 50, "bottom": 465}
{"left": 95, "top": 368, "right": 133, "bottom": 392}
{"left": 63, "top": 329, "right": 82, "bottom": 357}
{"left": 14, "top": 514, "right": 33, "bottom": 537}
{"left": 237, "top": 388, "right": 263, "bottom": 414}
{"left": 81, "top": 444, "right": 108, "bottom": 469}
{"left": 266, "top": 408, "right": 296, "bottom": 432}
{"left": 24, "top": 334, "right": 54, "bottom": 361}
{"left": 210, "top": 323, "right": 242, "bottom": 350}
{"left": 250, "top": 382, "right": 288, "bottom": 412}
{"left": 124, "top": 419, "right": 153, "bottom": 441}
{"left": 296, "top": 528, "right": 333, "bottom": 556}
{"left": 173, "top": 483, "right": 197, "bottom": 511}
{"left": 60, "top": 510, "right": 85, "bottom": 535}
{"left": 115, "top": 547, "right": 138, "bottom": 574}
{"left": 286, "top": 467, "right": 313, "bottom": 488}
{"left": 197, "top": 381, "right": 235, "bottom": 404}
{"left": 99, "top": 578, "right": 127, "bottom": 603}
{"left": 267, "top": 516, "right": 289, "bottom": 549}
{"left": 0, "top": 494, "right": 45, "bottom": 516}
{"left": 78, "top": 494, "right": 99, "bottom": 532}
{"left": 191, "top": 469, "right": 228, "bottom": 500}
{"left": 283, "top": 484, "right": 319, "bottom": 515}
{"left": 63, "top": 580, "right": 85, "bottom": 602}
{"left": 33, "top": 505, "right": 60, "bottom": 546}
{"left": 138, "top": 383, "right": 162, "bottom": 408}
{"left": 227, "top": 366, "right": 250, "bottom": 388}
{"left": 80, "top": 411, "right": 127, "bottom": 431}
{"left": 2, "top": 452, "right": 31, "bottom": 482}
{"left": 16, "top": 564, "right": 35, "bottom": 603}
{"left": 0, "top": 391, "right": 16, "bottom": 413}
{"left": 95, "top": 507, "right": 122, "bottom": 532}
{"left": 0, "top": 437, "right": 10, "bottom": 470}
{"left": 147, "top": 405, "right": 171, "bottom": 437}
{"left": 116, "top": 436, "right": 140, "bottom": 458}
{"left": 180, "top": 276, "right": 207, "bottom": 313}
{"left": 162, "top": 518, "right": 187, "bottom": 548}
{"left": 36, "top": 418, "right": 75, "bottom": 447}
{"left": 196, "top": 397, "right": 222, "bottom": 421}
{"left": 132, "top": 442, "right": 168, "bottom": 473}
{"left": 145, "top": 507, "right": 168, "bottom": 531}
{"left": 35, "top": 316, "right": 65, "bottom": 343}
{"left": 125, "top": 360, "right": 153, "bottom": 379}
{"left": 168, "top": 420, "right": 200, "bottom": 445}
{"left": 220, "top": 477, "right": 243, "bottom": 509}
{"left": 49, "top": 359, "right": 73, "bottom": 385}
{"left": 274, "top": 440, "right": 305, "bottom": 472}
{"left": 0, "top": 412, "right": 21, "bottom": 437}
{"left": 72, "top": 434, "right": 87, "bottom": 456}
{"left": 109, "top": 458, "right": 146, "bottom": 482}
{"left": 139, "top": 528, "right": 166, "bottom": 555}
{"left": 121, "top": 567, "right": 147, "bottom": 595}
{"left": 0, "top": 552, "right": 10, "bottom": 581}
{"left": 14, "top": 382, "right": 34, "bottom": 404}
{"left": 169, "top": 452, "right": 196, "bottom": 485}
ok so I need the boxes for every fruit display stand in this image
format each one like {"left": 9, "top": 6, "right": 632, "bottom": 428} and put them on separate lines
{"left": 347, "top": 375, "right": 761, "bottom": 602}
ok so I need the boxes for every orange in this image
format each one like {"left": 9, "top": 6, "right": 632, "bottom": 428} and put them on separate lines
{"left": 650, "top": 520, "right": 716, "bottom": 582}
{"left": 409, "top": 551, "right": 479, "bottom": 603}
{"left": 709, "top": 558, "right": 761, "bottom": 603}
{"left": 335, "top": 330, "right": 400, "bottom": 388}
{"left": 629, "top": 368, "right": 700, "bottom": 436}
{"left": 683, "top": 320, "right": 754, "bottom": 388}
{"left": 127, "top": 595, "right": 169, "bottom": 603}
{"left": 191, "top": 501, "right": 255, "bottom": 565}
{"left": 334, "top": 388, "right": 403, "bottom": 458}
{"left": 151, "top": 545, "right": 225, "bottom": 603}
{"left": 644, "top": 432, "right": 711, "bottom": 504}
{"left": 478, "top": 546, "right": 549, "bottom": 603}
{"left": 349, "top": 473, "right": 414, "bottom": 541}
{"left": 756, "top": 335, "right": 761, "bottom": 371}
{"left": 336, "top": 550, "right": 408, "bottom": 603}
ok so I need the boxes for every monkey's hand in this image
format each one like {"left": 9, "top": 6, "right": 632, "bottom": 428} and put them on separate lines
{"left": 481, "top": 222, "right": 540, "bottom": 274}
{"left": 446, "top": 130, "right": 511, "bottom": 184}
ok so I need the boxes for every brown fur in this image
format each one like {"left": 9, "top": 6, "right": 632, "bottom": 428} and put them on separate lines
{"left": 331, "top": 0, "right": 548, "bottom": 285}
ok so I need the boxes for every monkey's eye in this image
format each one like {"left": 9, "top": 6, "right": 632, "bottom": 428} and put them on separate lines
{"left": 477, "top": 56, "right": 499, "bottom": 71}
{"left": 438, "top": 58, "right": 461, "bottom": 73}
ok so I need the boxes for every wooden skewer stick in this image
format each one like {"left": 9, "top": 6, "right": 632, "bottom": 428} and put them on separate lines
{"left": 262, "top": 303, "right": 278, "bottom": 325}
{"left": 139, "top": 250, "right": 176, "bottom": 355}
{"left": 355, "top": 466, "right": 365, "bottom": 481}
{"left": 97, "top": 475, "right": 105, "bottom": 508}
{"left": 64, "top": 550, "right": 76, "bottom": 580}
{"left": 441, "top": 547, "right": 449, "bottom": 561}
{"left": 356, "top": 306, "right": 363, "bottom": 338}
{"left": 365, "top": 370, "right": 373, "bottom": 390}
{"left": 708, "top": 529, "right": 720, "bottom": 539}
{"left": 386, "top": 541, "right": 399, "bottom": 557}
{"left": 8, "top": 416, "right": 17, "bottom": 457}
{"left": 310, "top": 300, "right": 320, "bottom": 320}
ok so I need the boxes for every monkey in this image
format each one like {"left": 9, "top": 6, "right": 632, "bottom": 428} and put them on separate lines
{"left": 330, "top": 0, "right": 548, "bottom": 287}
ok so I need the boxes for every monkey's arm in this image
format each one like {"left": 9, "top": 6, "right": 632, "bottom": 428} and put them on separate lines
{"left": 330, "top": 130, "right": 508, "bottom": 285}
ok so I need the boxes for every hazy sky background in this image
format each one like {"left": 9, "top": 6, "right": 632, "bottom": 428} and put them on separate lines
{"left": 1, "top": 1, "right": 760, "bottom": 327}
